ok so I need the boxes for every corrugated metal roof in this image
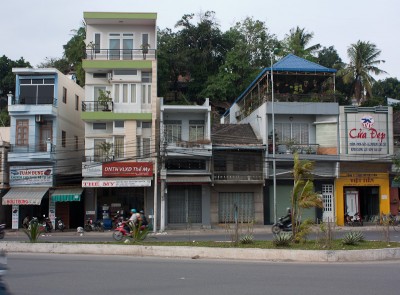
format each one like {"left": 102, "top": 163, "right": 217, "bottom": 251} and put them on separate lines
{"left": 211, "top": 124, "right": 263, "bottom": 146}
{"left": 225, "top": 54, "right": 337, "bottom": 116}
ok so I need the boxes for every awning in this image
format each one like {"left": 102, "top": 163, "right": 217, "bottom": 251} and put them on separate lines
{"left": 392, "top": 179, "right": 400, "bottom": 187}
{"left": 2, "top": 187, "right": 48, "bottom": 205}
{"left": 52, "top": 187, "right": 83, "bottom": 202}
{"left": 166, "top": 176, "right": 211, "bottom": 184}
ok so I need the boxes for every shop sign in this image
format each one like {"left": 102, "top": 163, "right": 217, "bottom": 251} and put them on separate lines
{"left": 82, "top": 179, "right": 151, "bottom": 187}
{"left": 102, "top": 162, "right": 153, "bottom": 177}
{"left": 340, "top": 173, "right": 385, "bottom": 186}
{"left": 82, "top": 162, "right": 102, "bottom": 177}
{"left": 10, "top": 166, "right": 53, "bottom": 186}
{"left": 346, "top": 113, "right": 387, "bottom": 155}
{"left": 12, "top": 205, "right": 19, "bottom": 230}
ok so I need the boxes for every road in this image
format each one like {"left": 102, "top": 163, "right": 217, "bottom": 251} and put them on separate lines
{"left": 2, "top": 253, "right": 400, "bottom": 295}
{"left": 2, "top": 226, "right": 400, "bottom": 243}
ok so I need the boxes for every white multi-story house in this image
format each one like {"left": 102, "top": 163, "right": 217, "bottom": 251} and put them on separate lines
{"left": 4, "top": 68, "right": 85, "bottom": 229}
{"left": 159, "top": 98, "right": 212, "bottom": 230}
{"left": 81, "top": 12, "right": 158, "bottom": 227}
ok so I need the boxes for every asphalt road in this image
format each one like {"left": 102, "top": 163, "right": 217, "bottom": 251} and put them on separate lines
{"left": 2, "top": 226, "right": 400, "bottom": 243}
{"left": 2, "top": 253, "right": 400, "bottom": 295}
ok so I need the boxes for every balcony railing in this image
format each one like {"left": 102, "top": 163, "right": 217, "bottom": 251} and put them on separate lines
{"left": 270, "top": 143, "right": 319, "bottom": 155}
{"left": 82, "top": 101, "right": 114, "bottom": 112}
{"left": 85, "top": 48, "right": 157, "bottom": 61}
{"left": 11, "top": 96, "right": 57, "bottom": 106}
{"left": 213, "top": 171, "right": 264, "bottom": 181}
{"left": 83, "top": 155, "right": 115, "bottom": 163}
{"left": 9, "top": 143, "right": 55, "bottom": 153}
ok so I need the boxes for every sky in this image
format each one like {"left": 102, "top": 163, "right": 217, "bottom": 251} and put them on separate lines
{"left": 2, "top": 0, "right": 399, "bottom": 80}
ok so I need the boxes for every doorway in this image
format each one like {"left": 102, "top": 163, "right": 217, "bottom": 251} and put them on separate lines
{"left": 39, "top": 121, "right": 52, "bottom": 152}
{"left": 344, "top": 186, "right": 380, "bottom": 222}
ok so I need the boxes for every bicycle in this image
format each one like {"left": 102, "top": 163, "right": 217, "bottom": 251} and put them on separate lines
{"left": 380, "top": 214, "right": 400, "bottom": 231}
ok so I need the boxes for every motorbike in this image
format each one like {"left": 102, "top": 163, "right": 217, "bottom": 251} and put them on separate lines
{"left": 112, "top": 220, "right": 130, "bottom": 241}
{"left": 84, "top": 217, "right": 104, "bottom": 232}
{"left": 54, "top": 217, "right": 65, "bottom": 232}
{"left": 271, "top": 217, "right": 292, "bottom": 234}
{"left": 42, "top": 215, "right": 53, "bottom": 233}
{"left": 112, "top": 211, "right": 124, "bottom": 229}
{"left": 0, "top": 224, "right": 5, "bottom": 239}
{"left": 345, "top": 212, "right": 363, "bottom": 226}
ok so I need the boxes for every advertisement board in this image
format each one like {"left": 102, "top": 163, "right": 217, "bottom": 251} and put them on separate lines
{"left": 10, "top": 166, "right": 53, "bottom": 186}
{"left": 102, "top": 162, "right": 153, "bottom": 177}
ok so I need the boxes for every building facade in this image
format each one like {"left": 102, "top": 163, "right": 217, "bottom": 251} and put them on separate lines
{"left": 4, "top": 68, "right": 85, "bottom": 229}
{"left": 81, "top": 12, "right": 159, "bottom": 228}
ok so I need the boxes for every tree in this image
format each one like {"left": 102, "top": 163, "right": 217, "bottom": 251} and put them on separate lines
{"left": 201, "top": 17, "right": 279, "bottom": 102}
{"left": 281, "top": 26, "right": 321, "bottom": 60}
{"left": 372, "top": 77, "right": 400, "bottom": 100}
{"left": 63, "top": 25, "right": 86, "bottom": 86}
{"left": 341, "top": 40, "right": 387, "bottom": 104}
{"left": 0, "top": 55, "right": 31, "bottom": 97}
{"left": 317, "top": 46, "right": 344, "bottom": 70}
{"left": 291, "top": 153, "right": 323, "bottom": 241}
{"left": 37, "top": 57, "right": 71, "bottom": 74}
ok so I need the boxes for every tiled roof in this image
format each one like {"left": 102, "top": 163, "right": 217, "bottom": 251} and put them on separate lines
{"left": 211, "top": 124, "right": 263, "bottom": 146}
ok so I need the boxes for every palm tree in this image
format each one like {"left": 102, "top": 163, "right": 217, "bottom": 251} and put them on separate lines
{"left": 341, "top": 40, "right": 387, "bottom": 104}
{"left": 291, "top": 153, "right": 323, "bottom": 241}
{"left": 282, "top": 26, "right": 321, "bottom": 60}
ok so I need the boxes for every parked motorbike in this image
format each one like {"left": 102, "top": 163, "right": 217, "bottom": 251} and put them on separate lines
{"left": 271, "top": 217, "right": 292, "bottom": 234}
{"left": 345, "top": 212, "right": 363, "bottom": 226}
{"left": 0, "top": 224, "right": 5, "bottom": 239}
{"left": 54, "top": 217, "right": 65, "bottom": 232}
{"left": 42, "top": 215, "right": 53, "bottom": 233}
{"left": 84, "top": 217, "right": 104, "bottom": 232}
{"left": 112, "top": 211, "right": 123, "bottom": 229}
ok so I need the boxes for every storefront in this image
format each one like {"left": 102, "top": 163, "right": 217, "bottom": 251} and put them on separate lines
{"left": 336, "top": 172, "right": 390, "bottom": 225}
{"left": 82, "top": 161, "right": 153, "bottom": 227}
{"left": 51, "top": 187, "right": 84, "bottom": 229}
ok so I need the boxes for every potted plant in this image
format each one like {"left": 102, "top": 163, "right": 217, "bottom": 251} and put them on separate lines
{"left": 141, "top": 43, "right": 150, "bottom": 59}
{"left": 98, "top": 89, "right": 112, "bottom": 111}
{"left": 86, "top": 41, "right": 95, "bottom": 59}
{"left": 99, "top": 142, "right": 113, "bottom": 161}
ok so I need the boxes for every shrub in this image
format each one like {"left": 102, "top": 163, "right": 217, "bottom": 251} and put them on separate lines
{"left": 240, "top": 234, "right": 254, "bottom": 244}
{"left": 342, "top": 231, "right": 365, "bottom": 245}
{"left": 273, "top": 232, "right": 293, "bottom": 247}
{"left": 22, "top": 221, "right": 44, "bottom": 243}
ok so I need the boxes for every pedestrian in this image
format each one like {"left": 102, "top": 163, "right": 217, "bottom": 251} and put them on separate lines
{"left": 23, "top": 215, "right": 30, "bottom": 229}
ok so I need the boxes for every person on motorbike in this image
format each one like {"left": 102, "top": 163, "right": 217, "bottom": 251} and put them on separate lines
{"left": 23, "top": 215, "right": 30, "bottom": 229}
{"left": 126, "top": 209, "right": 138, "bottom": 232}
{"left": 281, "top": 208, "right": 292, "bottom": 228}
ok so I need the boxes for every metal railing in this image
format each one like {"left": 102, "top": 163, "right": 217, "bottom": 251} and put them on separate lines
{"left": 82, "top": 101, "right": 114, "bottom": 112}
{"left": 9, "top": 143, "right": 56, "bottom": 153}
{"left": 11, "top": 96, "right": 57, "bottom": 106}
{"left": 85, "top": 48, "right": 157, "bottom": 61}
{"left": 271, "top": 143, "right": 320, "bottom": 155}
{"left": 213, "top": 171, "right": 264, "bottom": 181}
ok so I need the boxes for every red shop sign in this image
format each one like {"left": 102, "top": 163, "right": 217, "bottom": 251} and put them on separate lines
{"left": 102, "top": 162, "right": 153, "bottom": 177}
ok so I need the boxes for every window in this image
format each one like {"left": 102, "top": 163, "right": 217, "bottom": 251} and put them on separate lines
{"left": 114, "top": 84, "right": 120, "bottom": 103}
{"left": 141, "top": 72, "right": 152, "bottom": 83}
{"left": 109, "top": 33, "right": 134, "bottom": 60}
{"left": 62, "top": 87, "right": 67, "bottom": 104}
{"left": 94, "top": 139, "right": 106, "bottom": 161}
{"left": 16, "top": 120, "right": 29, "bottom": 146}
{"left": 143, "top": 138, "right": 151, "bottom": 157}
{"left": 142, "top": 33, "right": 149, "bottom": 48}
{"left": 123, "top": 84, "right": 128, "bottom": 103}
{"left": 114, "top": 70, "right": 137, "bottom": 75}
{"left": 114, "top": 136, "right": 124, "bottom": 158}
{"left": 19, "top": 78, "right": 55, "bottom": 104}
{"left": 164, "top": 120, "right": 182, "bottom": 143}
{"left": 114, "top": 83, "right": 137, "bottom": 103}
{"left": 189, "top": 120, "right": 205, "bottom": 142}
{"left": 74, "top": 136, "right": 79, "bottom": 151}
{"left": 275, "top": 122, "right": 309, "bottom": 144}
{"left": 75, "top": 95, "right": 79, "bottom": 111}
{"left": 136, "top": 136, "right": 141, "bottom": 157}
{"left": 0, "top": 152, "right": 2, "bottom": 172}
{"left": 142, "top": 122, "right": 151, "bottom": 128}
{"left": 141, "top": 84, "right": 151, "bottom": 104}
{"left": 130, "top": 84, "right": 136, "bottom": 103}
{"left": 94, "top": 33, "right": 101, "bottom": 53}
{"left": 114, "top": 121, "right": 124, "bottom": 128}
{"left": 62, "top": 130, "right": 66, "bottom": 148}
{"left": 93, "top": 73, "right": 107, "bottom": 78}
{"left": 166, "top": 159, "right": 206, "bottom": 170}
{"left": 93, "top": 123, "right": 107, "bottom": 130}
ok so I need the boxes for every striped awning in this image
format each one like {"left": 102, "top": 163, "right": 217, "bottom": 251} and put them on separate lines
{"left": 166, "top": 176, "right": 211, "bottom": 184}
{"left": 52, "top": 187, "right": 83, "bottom": 202}
{"left": 2, "top": 187, "right": 48, "bottom": 205}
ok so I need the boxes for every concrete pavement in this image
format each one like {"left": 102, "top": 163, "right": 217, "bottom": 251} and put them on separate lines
{"left": 1, "top": 224, "right": 400, "bottom": 262}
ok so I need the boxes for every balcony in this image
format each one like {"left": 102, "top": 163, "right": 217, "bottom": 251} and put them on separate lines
{"left": 165, "top": 140, "right": 212, "bottom": 157}
{"left": 82, "top": 101, "right": 114, "bottom": 112}
{"left": 213, "top": 171, "right": 264, "bottom": 183}
{"left": 85, "top": 48, "right": 157, "bottom": 61}
{"left": 271, "top": 143, "right": 320, "bottom": 155}
{"left": 11, "top": 96, "right": 56, "bottom": 105}
{"left": 8, "top": 143, "right": 55, "bottom": 162}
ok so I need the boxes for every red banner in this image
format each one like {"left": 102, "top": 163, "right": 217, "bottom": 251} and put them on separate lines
{"left": 102, "top": 162, "right": 153, "bottom": 177}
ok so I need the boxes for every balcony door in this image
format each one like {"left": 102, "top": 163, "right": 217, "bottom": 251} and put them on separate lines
{"left": 39, "top": 121, "right": 52, "bottom": 152}
{"left": 109, "top": 33, "right": 133, "bottom": 60}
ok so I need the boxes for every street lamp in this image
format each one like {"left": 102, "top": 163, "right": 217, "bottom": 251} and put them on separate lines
{"left": 270, "top": 50, "right": 277, "bottom": 223}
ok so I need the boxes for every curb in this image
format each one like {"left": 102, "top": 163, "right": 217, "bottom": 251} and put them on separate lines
{"left": 1, "top": 242, "right": 400, "bottom": 262}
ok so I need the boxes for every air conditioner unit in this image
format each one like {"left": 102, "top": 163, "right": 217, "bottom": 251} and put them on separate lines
{"left": 35, "top": 115, "right": 43, "bottom": 123}
{"left": 107, "top": 72, "right": 113, "bottom": 81}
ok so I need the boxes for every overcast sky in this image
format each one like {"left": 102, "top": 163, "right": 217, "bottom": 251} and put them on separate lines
{"left": 2, "top": 0, "right": 399, "bottom": 80}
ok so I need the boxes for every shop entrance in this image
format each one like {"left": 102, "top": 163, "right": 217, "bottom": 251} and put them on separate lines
{"left": 344, "top": 186, "right": 380, "bottom": 222}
